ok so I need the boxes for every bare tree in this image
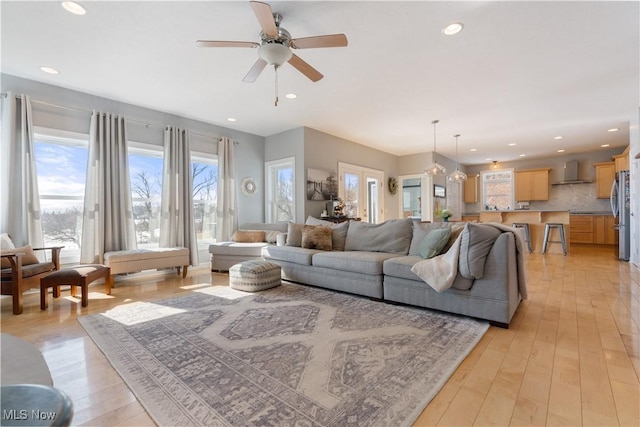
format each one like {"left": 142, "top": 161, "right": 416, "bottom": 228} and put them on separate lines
{"left": 42, "top": 207, "right": 81, "bottom": 245}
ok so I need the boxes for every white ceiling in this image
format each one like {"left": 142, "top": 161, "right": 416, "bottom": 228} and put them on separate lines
{"left": 2, "top": 1, "right": 638, "bottom": 165}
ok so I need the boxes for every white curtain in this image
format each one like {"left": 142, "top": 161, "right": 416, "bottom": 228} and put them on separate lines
{"left": 216, "top": 137, "right": 237, "bottom": 241}
{"left": 0, "top": 92, "right": 43, "bottom": 247}
{"left": 80, "top": 111, "right": 137, "bottom": 263}
{"left": 159, "top": 126, "right": 198, "bottom": 265}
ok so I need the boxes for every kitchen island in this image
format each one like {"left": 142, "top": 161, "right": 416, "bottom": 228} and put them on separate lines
{"left": 478, "top": 210, "right": 570, "bottom": 254}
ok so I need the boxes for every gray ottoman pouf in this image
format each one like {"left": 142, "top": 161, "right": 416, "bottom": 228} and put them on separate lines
{"left": 229, "top": 260, "right": 281, "bottom": 292}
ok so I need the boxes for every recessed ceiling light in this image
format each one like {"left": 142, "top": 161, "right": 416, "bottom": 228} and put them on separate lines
{"left": 469, "top": 148, "right": 477, "bottom": 152}
{"left": 485, "top": 158, "right": 492, "bottom": 161}
{"left": 442, "top": 22, "right": 464, "bottom": 36}
{"left": 285, "top": 93, "right": 297, "bottom": 99}
{"left": 601, "top": 144, "right": 610, "bottom": 147}
{"left": 508, "top": 143, "right": 517, "bottom": 146}
{"left": 608, "top": 128, "right": 619, "bottom": 132}
{"left": 519, "top": 154, "right": 526, "bottom": 157}
{"left": 40, "top": 66, "right": 59, "bottom": 74}
{"left": 227, "top": 117, "right": 237, "bottom": 122}
{"left": 553, "top": 136, "right": 563, "bottom": 140}
{"left": 557, "top": 149, "right": 565, "bottom": 153}
{"left": 61, "top": 1, "right": 86, "bottom": 15}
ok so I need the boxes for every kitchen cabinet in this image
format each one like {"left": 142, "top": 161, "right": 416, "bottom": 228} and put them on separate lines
{"left": 594, "top": 162, "right": 615, "bottom": 199}
{"left": 594, "top": 215, "right": 618, "bottom": 245}
{"left": 463, "top": 174, "right": 479, "bottom": 203}
{"left": 569, "top": 214, "right": 617, "bottom": 245}
{"left": 570, "top": 215, "right": 594, "bottom": 244}
{"left": 515, "top": 168, "right": 550, "bottom": 201}
{"left": 613, "top": 146, "right": 630, "bottom": 172}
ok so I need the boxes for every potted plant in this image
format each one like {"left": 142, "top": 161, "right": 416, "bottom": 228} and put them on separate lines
{"left": 436, "top": 208, "right": 453, "bottom": 222}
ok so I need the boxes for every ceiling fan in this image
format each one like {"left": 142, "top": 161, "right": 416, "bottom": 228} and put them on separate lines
{"left": 197, "top": 1, "right": 348, "bottom": 105}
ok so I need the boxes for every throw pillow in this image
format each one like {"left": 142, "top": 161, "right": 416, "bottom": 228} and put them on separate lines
{"left": 286, "top": 223, "right": 304, "bottom": 247}
{"left": 301, "top": 225, "right": 333, "bottom": 251}
{"left": 442, "top": 222, "right": 466, "bottom": 253}
{"left": 264, "top": 230, "right": 281, "bottom": 244}
{"left": 458, "top": 223, "right": 502, "bottom": 279}
{"left": 0, "top": 233, "right": 15, "bottom": 250}
{"left": 1, "top": 245, "right": 40, "bottom": 269}
{"left": 418, "top": 228, "right": 452, "bottom": 259}
{"left": 232, "top": 230, "right": 266, "bottom": 243}
{"left": 305, "top": 216, "right": 349, "bottom": 250}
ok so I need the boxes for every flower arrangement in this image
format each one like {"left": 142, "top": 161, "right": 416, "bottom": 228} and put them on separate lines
{"left": 436, "top": 208, "right": 453, "bottom": 221}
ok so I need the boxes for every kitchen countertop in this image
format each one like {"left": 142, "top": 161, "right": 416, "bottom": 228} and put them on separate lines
{"left": 569, "top": 211, "right": 612, "bottom": 215}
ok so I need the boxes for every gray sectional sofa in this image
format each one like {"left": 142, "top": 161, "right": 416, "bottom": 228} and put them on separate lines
{"left": 261, "top": 217, "right": 526, "bottom": 327}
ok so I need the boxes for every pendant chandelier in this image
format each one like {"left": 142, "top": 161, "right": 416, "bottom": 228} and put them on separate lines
{"left": 447, "top": 134, "right": 468, "bottom": 183}
{"left": 424, "top": 119, "right": 447, "bottom": 176}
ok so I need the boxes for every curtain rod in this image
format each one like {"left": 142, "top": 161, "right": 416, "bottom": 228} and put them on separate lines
{"left": 1, "top": 92, "right": 227, "bottom": 142}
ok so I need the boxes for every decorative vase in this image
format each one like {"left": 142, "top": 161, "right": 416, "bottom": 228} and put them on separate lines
{"left": 442, "top": 217, "right": 449, "bottom": 222}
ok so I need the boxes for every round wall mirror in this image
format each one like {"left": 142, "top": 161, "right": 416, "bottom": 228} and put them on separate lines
{"left": 241, "top": 177, "right": 257, "bottom": 196}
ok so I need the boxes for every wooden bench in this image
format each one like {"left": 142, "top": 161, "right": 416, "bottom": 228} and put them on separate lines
{"left": 103, "top": 247, "right": 190, "bottom": 289}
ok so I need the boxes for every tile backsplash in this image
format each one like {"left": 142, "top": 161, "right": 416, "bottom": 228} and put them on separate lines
{"left": 465, "top": 182, "right": 611, "bottom": 213}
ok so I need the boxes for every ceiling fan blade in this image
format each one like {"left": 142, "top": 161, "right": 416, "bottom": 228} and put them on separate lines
{"left": 196, "top": 40, "right": 259, "bottom": 48}
{"left": 291, "top": 34, "right": 348, "bottom": 49}
{"left": 288, "top": 54, "right": 323, "bottom": 82}
{"left": 243, "top": 58, "right": 268, "bottom": 83}
{"left": 250, "top": 1, "right": 278, "bottom": 38}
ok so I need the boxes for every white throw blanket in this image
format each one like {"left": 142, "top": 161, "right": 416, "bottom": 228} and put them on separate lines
{"left": 411, "top": 222, "right": 528, "bottom": 299}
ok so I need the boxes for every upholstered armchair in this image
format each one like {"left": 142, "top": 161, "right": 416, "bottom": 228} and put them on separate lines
{"left": 1, "top": 236, "right": 62, "bottom": 314}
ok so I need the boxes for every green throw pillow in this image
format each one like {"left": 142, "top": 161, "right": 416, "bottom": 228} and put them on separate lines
{"left": 418, "top": 228, "right": 452, "bottom": 259}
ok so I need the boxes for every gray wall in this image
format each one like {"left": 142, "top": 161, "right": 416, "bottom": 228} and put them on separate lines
{"left": 2, "top": 74, "right": 266, "bottom": 225}
{"left": 464, "top": 147, "right": 626, "bottom": 213}
{"left": 265, "top": 127, "right": 305, "bottom": 223}
{"left": 303, "top": 127, "right": 399, "bottom": 220}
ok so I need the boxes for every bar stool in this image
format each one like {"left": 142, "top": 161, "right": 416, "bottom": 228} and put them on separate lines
{"left": 512, "top": 223, "right": 533, "bottom": 253}
{"left": 542, "top": 223, "right": 567, "bottom": 255}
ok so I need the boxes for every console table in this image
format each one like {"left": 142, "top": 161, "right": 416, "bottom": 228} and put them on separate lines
{"left": 319, "top": 217, "right": 361, "bottom": 223}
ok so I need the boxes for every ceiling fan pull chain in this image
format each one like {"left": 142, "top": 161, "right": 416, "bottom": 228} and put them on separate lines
{"left": 274, "top": 65, "right": 279, "bottom": 107}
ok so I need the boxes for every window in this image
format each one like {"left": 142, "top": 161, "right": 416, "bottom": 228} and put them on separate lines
{"left": 34, "top": 130, "right": 89, "bottom": 265}
{"left": 192, "top": 153, "right": 218, "bottom": 260}
{"left": 481, "top": 169, "right": 515, "bottom": 211}
{"left": 338, "top": 162, "right": 384, "bottom": 223}
{"left": 128, "top": 144, "right": 163, "bottom": 247}
{"left": 266, "top": 157, "right": 295, "bottom": 223}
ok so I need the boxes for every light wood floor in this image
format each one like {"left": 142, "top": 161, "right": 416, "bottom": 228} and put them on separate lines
{"left": 1, "top": 245, "right": 638, "bottom": 426}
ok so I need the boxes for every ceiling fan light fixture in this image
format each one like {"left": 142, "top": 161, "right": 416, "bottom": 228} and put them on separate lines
{"left": 259, "top": 43, "right": 292, "bottom": 67}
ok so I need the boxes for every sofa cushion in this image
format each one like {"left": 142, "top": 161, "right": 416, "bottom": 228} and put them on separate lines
{"left": 418, "top": 228, "right": 451, "bottom": 259}
{"left": 301, "top": 225, "right": 333, "bottom": 251}
{"left": 383, "top": 256, "right": 474, "bottom": 290}
{"left": 305, "top": 216, "right": 349, "bottom": 251}
{"left": 459, "top": 223, "right": 502, "bottom": 280}
{"left": 312, "top": 251, "right": 400, "bottom": 275}
{"left": 286, "top": 223, "right": 304, "bottom": 247}
{"left": 232, "top": 230, "right": 266, "bottom": 243}
{"left": 209, "top": 242, "right": 269, "bottom": 257}
{"left": 344, "top": 218, "right": 413, "bottom": 254}
{"left": 262, "top": 245, "right": 323, "bottom": 266}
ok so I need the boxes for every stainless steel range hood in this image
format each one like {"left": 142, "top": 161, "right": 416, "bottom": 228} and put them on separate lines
{"left": 552, "top": 160, "right": 592, "bottom": 185}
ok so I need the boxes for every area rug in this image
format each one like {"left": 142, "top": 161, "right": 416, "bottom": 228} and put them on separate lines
{"left": 79, "top": 283, "right": 489, "bottom": 426}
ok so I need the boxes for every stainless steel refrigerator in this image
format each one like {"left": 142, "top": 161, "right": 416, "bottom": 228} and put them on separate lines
{"left": 610, "top": 170, "right": 631, "bottom": 261}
